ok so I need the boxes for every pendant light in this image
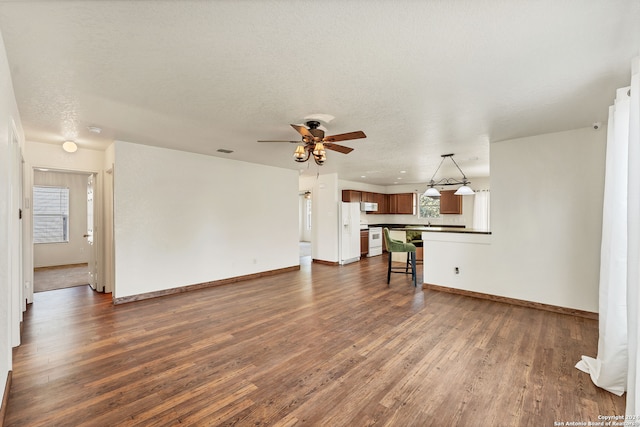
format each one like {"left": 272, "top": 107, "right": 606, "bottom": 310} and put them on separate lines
{"left": 424, "top": 154, "right": 475, "bottom": 197}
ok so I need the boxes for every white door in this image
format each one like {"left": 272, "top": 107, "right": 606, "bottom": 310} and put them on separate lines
{"left": 87, "top": 174, "right": 98, "bottom": 290}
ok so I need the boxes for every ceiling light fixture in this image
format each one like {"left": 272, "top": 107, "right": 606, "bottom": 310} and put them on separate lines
{"left": 294, "top": 142, "right": 326, "bottom": 165}
{"left": 424, "top": 153, "right": 474, "bottom": 197}
{"left": 62, "top": 140, "right": 78, "bottom": 153}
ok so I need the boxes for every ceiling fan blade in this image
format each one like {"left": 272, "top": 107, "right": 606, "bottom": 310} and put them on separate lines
{"left": 290, "top": 124, "right": 314, "bottom": 139}
{"left": 257, "top": 140, "right": 301, "bottom": 143}
{"left": 323, "top": 130, "right": 366, "bottom": 142}
{"left": 324, "top": 143, "right": 354, "bottom": 154}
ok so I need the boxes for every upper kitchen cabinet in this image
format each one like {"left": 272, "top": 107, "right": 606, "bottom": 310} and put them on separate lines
{"left": 360, "top": 192, "right": 385, "bottom": 214}
{"left": 342, "top": 190, "right": 417, "bottom": 215}
{"left": 389, "top": 193, "right": 415, "bottom": 215}
{"left": 439, "top": 190, "right": 462, "bottom": 214}
{"left": 361, "top": 191, "right": 375, "bottom": 203}
{"left": 342, "top": 190, "right": 362, "bottom": 203}
{"left": 373, "top": 192, "right": 387, "bottom": 214}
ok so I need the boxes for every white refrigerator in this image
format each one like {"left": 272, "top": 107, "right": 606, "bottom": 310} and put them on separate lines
{"left": 339, "top": 202, "right": 361, "bottom": 265}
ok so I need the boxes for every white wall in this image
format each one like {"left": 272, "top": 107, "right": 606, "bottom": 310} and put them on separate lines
{"left": 33, "top": 171, "right": 91, "bottom": 268}
{"left": 26, "top": 140, "right": 105, "bottom": 172}
{"left": 424, "top": 127, "right": 606, "bottom": 312}
{"left": 113, "top": 141, "right": 299, "bottom": 299}
{"left": 0, "top": 27, "right": 24, "bottom": 401}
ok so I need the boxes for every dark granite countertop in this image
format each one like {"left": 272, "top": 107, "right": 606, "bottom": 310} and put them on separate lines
{"left": 390, "top": 226, "right": 491, "bottom": 235}
{"left": 367, "top": 223, "right": 466, "bottom": 229}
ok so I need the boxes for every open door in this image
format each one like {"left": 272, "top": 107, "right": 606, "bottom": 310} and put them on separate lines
{"left": 87, "top": 174, "right": 99, "bottom": 290}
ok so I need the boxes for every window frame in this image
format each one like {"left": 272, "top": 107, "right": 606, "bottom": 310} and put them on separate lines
{"left": 33, "top": 185, "right": 70, "bottom": 244}
{"left": 418, "top": 193, "right": 441, "bottom": 219}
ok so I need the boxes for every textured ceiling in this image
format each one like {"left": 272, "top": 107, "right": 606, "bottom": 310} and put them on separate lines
{"left": 0, "top": 0, "right": 638, "bottom": 186}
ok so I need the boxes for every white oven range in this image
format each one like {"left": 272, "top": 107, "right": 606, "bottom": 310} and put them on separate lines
{"left": 368, "top": 227, "right": 383, "bottom": 257}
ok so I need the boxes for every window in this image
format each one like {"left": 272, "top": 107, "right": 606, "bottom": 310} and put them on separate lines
{"left": 33, "top": 186, "right": 69, "bottom": 243}
{"left": 418, "top": 193, "right": 440, "bottom": 219}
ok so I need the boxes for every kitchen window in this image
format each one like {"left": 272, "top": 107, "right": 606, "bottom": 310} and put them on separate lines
{"left": 33, "top": 186, "right": 70, "bottom": 243}
{"left": 418, "top": 193, "right": 440, "bottom": 219}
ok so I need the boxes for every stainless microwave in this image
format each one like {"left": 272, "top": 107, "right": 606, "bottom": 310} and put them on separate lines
{"left": 360, "top": 202, "right": 378, "bottom": 212}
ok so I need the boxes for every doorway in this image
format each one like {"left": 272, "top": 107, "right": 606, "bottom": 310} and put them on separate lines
{"left": 299, "top": 190, "right": 312, "bottom": 259}
{"left": 31, "top": 169, "right": 101, "bottom": 293}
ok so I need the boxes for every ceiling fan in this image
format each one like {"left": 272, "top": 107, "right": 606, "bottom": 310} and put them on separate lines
{"left": 258, "top": 120, "right": 366, "bottom": 165}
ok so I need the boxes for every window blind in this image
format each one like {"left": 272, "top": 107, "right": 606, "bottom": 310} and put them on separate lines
{"left": 33, "top": 186, "right": 70, "bottom": 243}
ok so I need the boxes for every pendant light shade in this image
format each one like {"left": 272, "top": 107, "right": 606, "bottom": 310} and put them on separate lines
{"left": 424, "top": 187, "right": 441, "bottom": 197}
{"left": 454, "top": 184, "right": 475, "bottom": 196}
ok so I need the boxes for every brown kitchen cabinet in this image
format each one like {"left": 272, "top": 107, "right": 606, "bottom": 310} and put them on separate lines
{"left": 439, "top": 190, "right": 462, "bottom": 214}
{"left": 373, "top": 192, "right": 387, "bottom": 214}
{"left": 342, "top": 190, "right": 417, "bottom": 215}
{"left": 360, "top": 229, "right": 369, "bottom": 256}
{"left": 359, "top": 192, "right": 385, "bottom": 214}
{"left": 342, "top": 190, "right": 362, "bottom": 203}
{"left": 361, "top": 191, "right": 375, "bottom": 203}
{"left": 389, "top": 193, "right": 415, "bottom": 215}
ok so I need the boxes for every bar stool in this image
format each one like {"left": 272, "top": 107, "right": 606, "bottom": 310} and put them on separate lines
{"left": 383, "top": 227, "right": 417, "bottom": 287}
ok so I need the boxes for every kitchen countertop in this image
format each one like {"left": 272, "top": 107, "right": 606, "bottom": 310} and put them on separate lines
{"left": 366, "top": 223, "right": 466, "bottom": 229}
{"left": 391, "top": 226, "right": 491, "bottom": 235}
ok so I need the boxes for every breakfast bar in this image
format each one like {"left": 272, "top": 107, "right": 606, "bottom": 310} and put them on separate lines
{"left": 390, "top": 226, "right": 492, "bottom": 291}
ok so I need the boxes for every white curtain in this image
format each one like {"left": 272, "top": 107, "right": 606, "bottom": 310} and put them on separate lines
{"left": 576, "top": 57, "right": 640, "bottom": 416}
{"left": 626, "top": 57, "right": 640, "bottom": 417}
{"left": 472, "top": 190, "right": 490, "bottom": 231}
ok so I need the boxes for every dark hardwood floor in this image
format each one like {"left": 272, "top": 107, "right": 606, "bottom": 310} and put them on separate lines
{"left": 6, "top": 255, "right": 624, "bottom": 426}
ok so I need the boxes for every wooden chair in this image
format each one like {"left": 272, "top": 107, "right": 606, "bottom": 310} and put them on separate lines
{"left": 383, "top": 228, "right": 417, "bottom": 287}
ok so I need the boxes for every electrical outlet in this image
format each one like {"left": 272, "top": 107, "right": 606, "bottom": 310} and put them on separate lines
{"left": 455, "top": 267, "right": 459, "bottom": 275}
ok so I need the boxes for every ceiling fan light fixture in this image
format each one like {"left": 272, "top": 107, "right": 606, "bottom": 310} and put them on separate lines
{"left": 261, "top": 120, "right": 366, "bottom": 166}
{"left": 313, "top": 142, "right": 325, "bottom": 156}
{"left": 294, "top": 145, "right": 308, "bottom": 162}
{"left": 313, "top": 151, "right": 326, "bottom": 165}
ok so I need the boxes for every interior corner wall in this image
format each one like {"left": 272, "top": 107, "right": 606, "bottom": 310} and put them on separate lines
{"left": 490, "top": 127, "right": 606, "bottom": 311}
{"left": 113, "top": 141, "right": 299, "bottom": 299}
